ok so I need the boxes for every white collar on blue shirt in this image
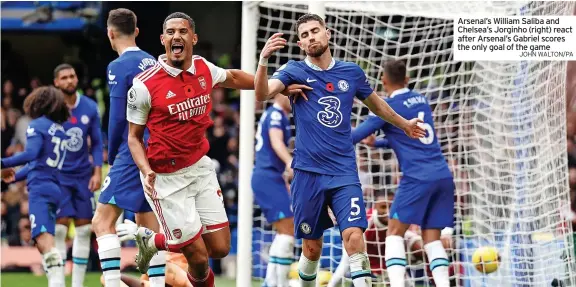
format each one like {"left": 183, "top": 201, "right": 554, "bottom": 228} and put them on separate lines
{"left": 304, "top": 57, "right": 336, "bottom": 71}
{"left": 389, "top": 87, "right": 410, "bottom": 98}
{"left": 121, "top": 46, "right": 141, "bottom": 55}
{"left": 73, "top": 92, "right": 81, "bottom": 108}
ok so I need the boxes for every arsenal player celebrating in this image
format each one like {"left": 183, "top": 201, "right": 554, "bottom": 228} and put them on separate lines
{"left": 125, "top": 12, "right": 259, "bottom": 287}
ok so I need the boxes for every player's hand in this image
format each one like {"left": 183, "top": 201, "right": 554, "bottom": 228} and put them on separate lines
{"left": 1, "top": 168, "right": 15, "bottom": 183}
{"left": 88, "top": 173, "right": 102, "bottom": 192}
{"left": 284, "top": 165, "right": 294, "bottom": 182}
{"left": 441, "top": 235, "right": 453, "bottom": 251}
{"left": 403, "top": 118, "right": 427, "bottom": 139}
{"left": 260, "top": 33, "right": 287, "bottom": 59}
{"left": 143, "top": 171, "right": 157, "bottom": 198}
{"left": 282, "top": 84, "right": 312, "bottom": 102}
{"left": 117, "top": 219, "right": 138, "bottom": 242}
{"left": 361, "top": 134, "right": 376, "bottom": 147}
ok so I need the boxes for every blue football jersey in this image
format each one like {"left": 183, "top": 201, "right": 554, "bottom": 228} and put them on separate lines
{"left": 253, "top": 104, "right": 291, "bottom": 173}
{"left": 107, "top": 47, "right": 156, "bottom": 166}
{"left": 352, "top": 88, "right": 452, "bottom": 181}
{"left": 271, "top": 58, "right": 373, "bottom": 176}
{"left": 62, "top": 95, "right": 103, "bottom": 176}
{"left": 1, "top": 116, "right": 69, "bottom": 184}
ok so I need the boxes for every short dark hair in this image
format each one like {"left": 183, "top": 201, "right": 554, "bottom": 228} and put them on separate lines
{"left": 107, "top": 8, "right": 137, "bottom": 36}
{"left": 296, "top": 13, "right": 326, "bottom": 32}
{"left": 53, "top": 63, "right": 74, "bottom": 79}
{"left": 24, "top": 86, "right": 70, "bottom": 124}
{"left": 383, "top": 60, "right": 407, "bottom": 85}
{"left": 163, "top": 12, "right": 195, "bottom": 31}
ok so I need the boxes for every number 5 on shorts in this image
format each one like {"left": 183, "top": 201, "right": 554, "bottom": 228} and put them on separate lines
{"left": 350, "top": 197, "right": 360, "bottom": 217}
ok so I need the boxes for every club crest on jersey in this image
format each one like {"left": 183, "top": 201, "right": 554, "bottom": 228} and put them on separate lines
{"left": 81, "top": 115, "right": 89, "bottom": 125}
{"left": 198, "top": 76, "right": 206, "bottom": 90}
{"left": 338, "top": 80, "right": 349, "bottom": 92}
{"left": 300, "top": 223, "right": 311, "bottom": 234}
{"left": 172, "top": 229, "right": 182, "bottom": 239}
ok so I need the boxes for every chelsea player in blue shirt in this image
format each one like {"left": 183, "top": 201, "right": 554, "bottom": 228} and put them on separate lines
{"left": 1, "top": 87, "right": 71, "bottom": 287}
{"left": 52, "top": 63, "right": 104, "bottom": 287}
{"left": 90, "top": 8, "right": 166, "bottom": 287}
{"left": 254, "top": 14, "right": 426, "bottom": 287}
{"left": 351, "top": 60, "right": 454, "bottom": 287}
{"left": 252, "top": 94, "right": 295, "bottom": 286}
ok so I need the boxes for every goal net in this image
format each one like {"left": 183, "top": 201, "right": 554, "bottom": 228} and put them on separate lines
{"left": 241, "top": 1, "right": 576, "bottom": 286}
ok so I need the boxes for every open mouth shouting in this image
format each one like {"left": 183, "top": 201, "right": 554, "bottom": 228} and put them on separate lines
{"left": 171, "top": 42, "right": 184, "bottom": 56}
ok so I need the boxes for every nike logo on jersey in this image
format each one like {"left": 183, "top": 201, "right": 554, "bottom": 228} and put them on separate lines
{"left": 348, "top": 216, "right": 361, "bottom": 222}
{"left": 166, "top": 90, "right": 176, "bottom": 99}
{"left": 306, "top": 78, "right": 317, "bottom": 83}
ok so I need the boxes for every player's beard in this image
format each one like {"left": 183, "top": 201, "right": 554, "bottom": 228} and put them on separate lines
{"left": 171, "top": 58, "right": 184, "bottom": 68}
{"left": 306, "top": 42, "right": 329, "bottom": 58}
{"left": 60, "top": 86, "right": 77, "bottom": 97}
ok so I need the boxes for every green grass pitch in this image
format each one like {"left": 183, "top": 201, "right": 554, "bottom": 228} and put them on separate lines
{"left": 1, "top": 273, "right": 263, "bottom": 287}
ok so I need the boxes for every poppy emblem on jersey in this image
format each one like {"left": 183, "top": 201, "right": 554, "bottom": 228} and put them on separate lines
{"left": 69, "top": 116, "right": 77, "bottom": 124}
{"left": 184, "top": 85, "right": 196, "bottom": 98}
{"left": 172, "top": 229, "right": 182, "bottom": 239}
{"left": 326, "top": 82, "right": 334, "bottom": 92}
{"left": 216, "top": 189, "right": 222, "bottom": 197}
{"left": 338, "top": 80, "right": 349, "bottom": 92}
{"left": 198, "top": 76, "right": 206, "bottom": 90}
{"left": 300, "top": 223, "right": 311, "bottom": 234}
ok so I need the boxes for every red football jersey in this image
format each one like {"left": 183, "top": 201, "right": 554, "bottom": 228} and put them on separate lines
{"left": 127, "top": 54, "right": 227, "bottom": 173}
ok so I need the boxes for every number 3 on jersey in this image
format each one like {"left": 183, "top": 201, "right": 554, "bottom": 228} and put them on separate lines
{"left": 417, "top": 111, "right": 434, "bottom": 145}
{"left": 46, "top": 136, "right": 68, "bottom": 169}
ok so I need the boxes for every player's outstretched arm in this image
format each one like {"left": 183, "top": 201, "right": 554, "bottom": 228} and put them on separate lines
{"left": 219, "top": 69, "right": 255, "bottom": 90}
{"left": 362, "top": 93, "right": 426, "bottom": 139}
{"left": 1, "top": 127, "right": 43, "bottom": 168}
{"left": 352, "top": 115, "right": 386, "bottom": 144}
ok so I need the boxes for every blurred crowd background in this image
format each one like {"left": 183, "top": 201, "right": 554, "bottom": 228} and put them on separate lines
{"left": 1, "top": 0, "right": 575, "bottom": 278}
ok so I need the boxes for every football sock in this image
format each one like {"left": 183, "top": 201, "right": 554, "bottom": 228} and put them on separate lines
{"left": 349, "top": 252, "right": 372, "bottom": 287}
{"left": 425, "top": 240, "right": 450, "bottom": 287}
{"left": 43, "top": 248, "right": 65, "bottom": 287}
{"left": 187, "top": 268, "right": 215, "bottom": 287}
{"left": 273, "top": 234, "right": 294, "bottom": 287}
{"left": 148, "top": 251, "right": 167, "bottom": 287}
{"left": 385, "top": 235, "right": 407, "bottom": 287}
{"left": 298, "top": 255, "right": 318, "bottom": 287}
{"left": 54, "top": 224, "right": 68, "bottom": 264}
{"left": 72, "top": 224, "right": 91, "bottom": 287}
{"left": 97, "top": 234, "right": 121, "bottom": 287}
{"left": 264, "top": 237, "right": 278, "bottom": 287}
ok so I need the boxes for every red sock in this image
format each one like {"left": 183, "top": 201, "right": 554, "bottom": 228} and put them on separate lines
{"left": 153, "top": 233, "right": 167, "bottom": 251}
{"left": 187, "top": 269, "right": 214, "bottom": 287}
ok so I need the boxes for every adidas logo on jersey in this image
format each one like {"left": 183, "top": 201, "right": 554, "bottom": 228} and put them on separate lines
{"left": 166, "top": 90, "right": 176, "bottom": 99}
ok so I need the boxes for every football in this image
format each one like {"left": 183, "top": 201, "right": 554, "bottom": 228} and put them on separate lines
{"left": 472, "top": 246, "right": 500, "bottom": 274}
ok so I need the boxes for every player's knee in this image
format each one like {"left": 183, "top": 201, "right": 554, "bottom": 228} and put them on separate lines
{"left": 91, "top": 208, "right": 116, "bottom": 236}
{"left": 302, "top": 239, "right": 323, "bottom": 260}
{"left": 209, "top": 242, "right": 230, "bottom": 259}
{"left": 386, "top": 219, "right": 408, "bottom": 236}
{"left": 342, "top": 228, "right": 364, "bottom": 252}
{"left": 274, "top": 218, "right": 294, "bottom": 235}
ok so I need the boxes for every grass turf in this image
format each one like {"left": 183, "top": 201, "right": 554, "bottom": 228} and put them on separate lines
{"left": 0, "top": 272, "right": 262, "bottom": 287}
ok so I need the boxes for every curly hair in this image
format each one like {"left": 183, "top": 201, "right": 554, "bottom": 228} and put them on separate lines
{"left": 23, "top": 86, "right": 70, "bottom": 124}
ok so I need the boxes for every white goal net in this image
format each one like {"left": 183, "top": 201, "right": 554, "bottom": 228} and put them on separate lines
{"left": 240, "top": 1, "right": 576, "bottom": 286}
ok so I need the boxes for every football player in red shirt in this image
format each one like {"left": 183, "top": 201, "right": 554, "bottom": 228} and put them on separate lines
{"left": 122, "top": 12, "right": 305, "bottom": 287}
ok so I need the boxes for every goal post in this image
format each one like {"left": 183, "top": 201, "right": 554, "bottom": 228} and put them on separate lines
{"left": 239, "top": 1, "right": 576, "bottom": 286}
